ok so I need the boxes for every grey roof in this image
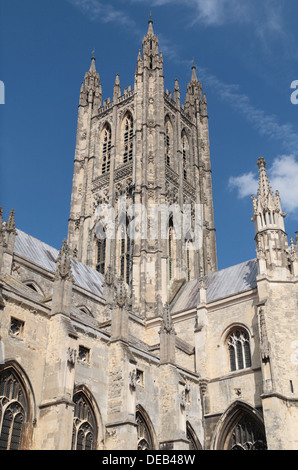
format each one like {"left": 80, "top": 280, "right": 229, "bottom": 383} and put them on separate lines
{"left": 14, "top": 229, "right": 104, "bottom": 297}
{"left": 171, "top": 259, "right": 258, "bottom": 313}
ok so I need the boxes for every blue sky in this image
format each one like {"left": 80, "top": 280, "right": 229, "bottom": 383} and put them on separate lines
{"left": 1, "top": 0, "right": 298, "bottom": 270}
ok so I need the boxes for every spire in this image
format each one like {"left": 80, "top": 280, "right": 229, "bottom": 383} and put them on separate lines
{"left": 80, "top": 51, "right": 101, "bottom": 108}
{"left": 252, "top": 157, "right": 285, "bottom": 230}
{"left": 147, "top": 12, "right": 154, "bottom": 36}
{"left": 142, "top": 15, "right": 162, "bottom": 71}
{"left": 6, "top": 209, "right": 16, "bottom": 233}
{"left": 191, "top": 62, "right": 199, "bottom": 83}
{"left": 256, "top": 156, "right": 273, "bottom": 201}
{"left": 0, "top": 207, "right": 6, "bottom": 248}
{"left": 89, "top": 50, "right": 97, "bottom": 73}
{"left": 173, "top": 78, "right": 180, "bottom": 106}
{"left": 251, "top": 157, "right": 289, "bottom": 273}
{"left": 184, "top": 62, "right": 202, "bottom": 116}
{"left": 113, "top": 73, "right": 121, "bottom": 100}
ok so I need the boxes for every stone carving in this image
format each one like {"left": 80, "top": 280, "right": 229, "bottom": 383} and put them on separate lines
{"left": 55, "top": 240, "right": 74, "bottom": 282}
{"left": 67, "top": 347, "right": 76, "bottom": 366}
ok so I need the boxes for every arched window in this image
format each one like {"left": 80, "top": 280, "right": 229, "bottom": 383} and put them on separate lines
{"left": 212, "top": 401, "right": 267, "bottom": 450}
{"left": 165, "top": 118, "right": 173, "bottom": 167}
{"left": 101, "top": 124, "right": 111, "bottom": 174}
{"left": 186, "top": 422, "right": 202, "bottom": 450}
{"left": 123, "top": 113, "right": 133, "bottom": 164}
{"left": 185, "top": 240, "right": 192, "bottom": 281}
{"left": 168, "top": 217, "right": 174, "bottom": 282}
{"left": 96, "top": 236, "right": 106, "bottom": 275}
{"left": 229, "top": 415, "right": 267, "bottom": 450}
{"left": 119, "top": 217, "right": 131, "bottom": 285}
{"left": 227, "top": 328, "right": 251, "bottom": 372}
{"left": 181, "top": 133, "right": 189, "bottom": 180}
{"left": 0, "top": 369, "right": 28, "bottom": 450}
{"left": 136, "top": 410, "right": 154, "bottom": 450}
{"left": 72, "top": 392, "right": 97, "bottom": 451}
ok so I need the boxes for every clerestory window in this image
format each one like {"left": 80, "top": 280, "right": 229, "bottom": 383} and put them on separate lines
{"left": 123, "top": 114, "right": 133, "bottom": 164}
{"left": 181, "top": 133, "right": 189, "bottom": 180}
{"left": 101, "top": 125, "right": 111, "bottom": 174}
{"left": 227, "top": 328, "right": 251, "bottom": 372}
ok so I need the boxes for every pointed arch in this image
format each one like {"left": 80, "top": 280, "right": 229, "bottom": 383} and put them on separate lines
{"left": 101, "top": 123, "right": 112, "bottom": 174}
{"left": 136, "top": 405, "right": 157, "bottom": 450}
{"left": 72, "top": 385, "right": 104, "bottom": 450}
{"left": 165, "top": 115, "right": 173, "bottom": 167}
{"left": 22, "top": 280, "right": 44, "bottom": 296}
{"left": 122, "top": 111, "right": 134, "bottom": 164}
{"left": 211, "top": 400, "right": 267, "bottom": 450}
{"left": 76, "top": 305, "right": 94, "bottom": 317}
{"left": 117, "top": 214, "right": 131, "bottom": 286}
{"left": 0, "top": 361, "right": 36, "bottom": 450}
{"left": 181, "top": 130, "right": 189, "bottom": 180}
{"left": 168, "top": 215, "right": 175, "bottom": 282}
{"left": 186, "top": 421, "right": 202, "bottom": 450}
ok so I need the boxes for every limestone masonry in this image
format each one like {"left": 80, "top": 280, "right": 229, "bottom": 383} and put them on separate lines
{"left": 0, "top": 19, "right": 297, "bottom": 450}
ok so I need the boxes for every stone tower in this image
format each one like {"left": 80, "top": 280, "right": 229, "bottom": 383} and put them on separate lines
{"left": 68, "top": 18, "right": 217, "bottom": 318}
{"left": 252, "top": 157, "right": 298, "bottom": 450}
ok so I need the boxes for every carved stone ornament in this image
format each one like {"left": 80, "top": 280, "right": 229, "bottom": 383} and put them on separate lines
{"left": 180, "top": 390, "right": 186, "bottom": 408}
{"left": 129, "top": 369, "right": 137, "bottom": 389}
{"left": 67, "top": 347, "right": 77, "bottom": 366}
{"left": 115, "top": 280, "right": 127, "bottom": 308}
{"left": 55, "top": 239, "right": 74, "bottom": 282}
{"left": 258, "top": 307, "right": 270, "bottom": 362}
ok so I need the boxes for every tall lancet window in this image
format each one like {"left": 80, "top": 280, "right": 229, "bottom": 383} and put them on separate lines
{"left": 72, "top": 391, "right": 97, "bottom": 450}
{"left": 101, "top": 124, "right": 111, "bottom": 174}
{"left": 119, "top": 217, "right": 131, "bottom": 285}
{"left": 96, "top": 236, "right": 106, "bottom": 275}
{"left": 182, "top": 133, "right": 189, "bottom": 180}
{"left": 165, "top": 118, "right": 173, "bottom": 167}
{"left": 0, "top": 368, "right": 28, "bottom": 450}
{"left": 168, "top": 217, "right": 175, "bottom": 282}
{"left": 123, "top": 113, "right": 133, "bottom": 164}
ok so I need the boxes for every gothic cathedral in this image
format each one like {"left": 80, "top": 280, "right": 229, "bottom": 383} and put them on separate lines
{"left": 0, "top": 19, "right": 297, "bottom": 450}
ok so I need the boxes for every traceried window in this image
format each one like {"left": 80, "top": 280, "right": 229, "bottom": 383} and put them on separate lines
{"left": 123, "top": 113, "right": 133, "bottom": 164}
{"left": 165, "top": 118, "right": 173, "bottom": 167}
{"left": 229, "top": 415, "right": 267, "bottom": 450}
{"left": 0, "top": 369, "right": 28, "bottom": 450}
{"left": 186, "top": 422, "right": 201, "bottom": 450}
{"left": 119, "top": 217, "right": 131, "bottom": 285}
{"left": 181, "top": 133, "right": 189, "bottom": 180}
{"left": 227, "top": 328, "right": 251, "bottom": 372}
{"left": 101, "top": 125, "right": 111, "bottom": 174}
{"left": 136, "top": 410, "right": 154, "bottom": 450}
{"left": 168, "top": 217, "right": 174, "bottom": 281}
{"left": 96, "top": 237, "right": 106, "bottom": 275}
{"left": 72, "top": 392, "right": 97, "bottom": 450}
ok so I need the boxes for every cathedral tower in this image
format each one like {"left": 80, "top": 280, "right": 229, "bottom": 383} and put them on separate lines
{"left": 68, "top": 19, "right": 217, "bottom": 318}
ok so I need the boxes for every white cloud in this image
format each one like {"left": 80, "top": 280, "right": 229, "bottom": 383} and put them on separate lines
{"left": 130, "top": 0, "right": 284, "bottom": 34}
{"left": 198, "top": 67, "right": 298, "bottom": 154}
{"left": 229, "top": 172, "right": 258, "bottom": 199}
{"left": 229, "top": 155, "right": 298, "bottom": 215}
{"left": 67, "top": 0, "right": 136, "bottom": 28}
